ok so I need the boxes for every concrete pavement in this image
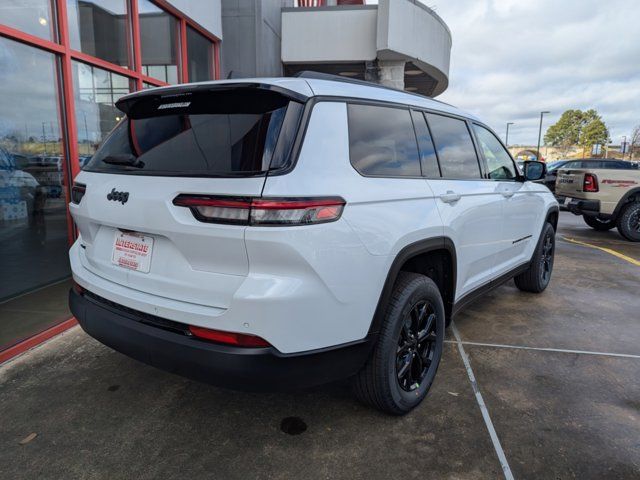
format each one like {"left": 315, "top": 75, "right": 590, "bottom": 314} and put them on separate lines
{"left": 1, "top": 212, "right": 639, "bottom": 479}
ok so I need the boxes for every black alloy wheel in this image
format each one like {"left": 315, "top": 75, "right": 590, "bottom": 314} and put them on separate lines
{"left": 514, "top": 222, "right": 555, "bottom": 293}
{"left": 396, "top": 300, "right": 438, "bottom": 392}
{"left": 631, "top": 210, "right": 640, "bottom": 233}
{"left": 540, "top": 231, "right": 554, "bottom": 285}
{"left": 616, "top": 201, "right": 640, "bottom": 242}
{"left": 353, "top": 272, "right": 445, "bottom": 415}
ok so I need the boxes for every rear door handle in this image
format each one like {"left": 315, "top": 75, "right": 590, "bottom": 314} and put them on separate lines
{"left": 439, "top": 191, "right": 461, "bottom": 204}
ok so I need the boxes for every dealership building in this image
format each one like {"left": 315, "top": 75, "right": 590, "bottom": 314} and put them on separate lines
{"left": 0, "top": 0, "right": 451, "bottom": 360}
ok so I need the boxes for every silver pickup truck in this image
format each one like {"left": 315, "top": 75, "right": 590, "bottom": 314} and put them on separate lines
{"left": 555, "top": 162, "right": 640, "bottom": 241}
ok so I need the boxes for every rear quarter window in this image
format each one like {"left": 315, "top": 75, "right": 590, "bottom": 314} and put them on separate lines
{"left": 425, "top": 113, "right": 481, "bottom": 179}
{"left": 347, "top": 104, "right": 421, "bottom": 177}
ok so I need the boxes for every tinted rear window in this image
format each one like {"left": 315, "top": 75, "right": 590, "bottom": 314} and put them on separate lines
{"left": 426, "top": 113, "right": 481, "bottom": 179}
{"left": 347, "top": 104, "right": 421, "bottom": 177}
{"left": 85, "top": 90, "right": 303, "bottom": 176}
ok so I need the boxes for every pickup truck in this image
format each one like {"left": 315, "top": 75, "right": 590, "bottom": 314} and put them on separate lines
{"left": 555, "top": 162, "right": 640, "bottom": 241}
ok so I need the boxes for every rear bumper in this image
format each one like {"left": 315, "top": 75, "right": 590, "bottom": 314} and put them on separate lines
{"left": 556, "top": 196, "right": 601, "bottom": 216}
{"left": 69, "top": 288, "right": 373, "bottom": 391}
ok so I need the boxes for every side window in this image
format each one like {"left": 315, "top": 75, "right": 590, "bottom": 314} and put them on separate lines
{"left": 425, "top": 113, "right": 481, "bottom": 179}
{"left": 565, "top": 161, "right": 582, "bottom": 169}
{"left": 410, "top": 110, "right": 441, "bottom": 177}
{"left": 472, "top": 124, "right": 517, "bottom": 180}
{"left": 347, "top": 104, "right": 421, "bottom": 177}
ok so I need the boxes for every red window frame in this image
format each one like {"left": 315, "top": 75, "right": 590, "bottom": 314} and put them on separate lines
{"left": 0, "top": 0, "right": 221, "bottom": 360}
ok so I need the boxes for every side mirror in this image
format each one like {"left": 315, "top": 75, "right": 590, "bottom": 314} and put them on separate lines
{"left": 523, "top": 160, "right": 546, "bottom": 181}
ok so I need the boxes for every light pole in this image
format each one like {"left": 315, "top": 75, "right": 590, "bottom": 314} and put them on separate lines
{"left": 505, "top": 122, "right": 514, "bottom": 147}
{"left": 536, "top": 111, "right": 550, "bottom": 161}
{"left": 621, "top": 136, "right": 627, "bottom": 160}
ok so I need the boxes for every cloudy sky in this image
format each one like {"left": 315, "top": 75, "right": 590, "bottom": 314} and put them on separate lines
{"left": 429, "top": 0, "right": 640, "bottom": 146}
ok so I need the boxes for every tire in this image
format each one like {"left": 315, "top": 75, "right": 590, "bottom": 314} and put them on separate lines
{"left": 616, "top": 201, "right": 640, "bottom": 242}
{"left": 514, "top": 222, "right": 555, "bottom": 293}
{"left": 353, "top": 272, "right": 445, "bottom": 415}
{"left": 583, "top": 215, "right": 616, "bottom": 231}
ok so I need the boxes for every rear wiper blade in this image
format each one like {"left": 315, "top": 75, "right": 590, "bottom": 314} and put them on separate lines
{"left": 101, "top": 154, "right": 144, "bottom": 168}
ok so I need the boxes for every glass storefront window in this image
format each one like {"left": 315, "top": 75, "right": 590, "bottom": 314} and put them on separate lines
{"left": 141, "top": 65, "right": 179, "bottom": 84}
{"left": 187, "top": 26, "right": 214, "bottom": 82}
{"left": 138, "top": 0, "right": 180, "bottom": 84}
{"left": 0, "top": 0, "right": 57, "bottom": 41}
{"left": 0, "top": 0, "right": 218, "bottom": 355}
{"left": 66, "top": 0, "right": 131, "bottom": 68}
{"left": 72, "top": 61, "right": 133, "bottom": 158}
{"left": 0, "top": 37, "right": 71, "bottom": 349}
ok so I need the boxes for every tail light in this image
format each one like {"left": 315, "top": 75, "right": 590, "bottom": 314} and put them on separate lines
{"left": 71, "top": 183, "right": 86, "bottom": 204}
{"left": 173, "top": 195, "right": 346, "bottom": 226}
{"left": 188, "top": 325, "right": 271, "bottom": 348}
{"left": 583, "top": 173, "right": 599, "bottom": 192}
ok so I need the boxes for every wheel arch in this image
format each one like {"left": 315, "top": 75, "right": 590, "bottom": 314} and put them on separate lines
{"left": 368, "top": 237, "right": 457, "bottom": 336}
{"left": 612, "top": 187, "right": 640, "bottom": 218}
{"left": 545, "top": 205, "right": 559, "bottom": 231}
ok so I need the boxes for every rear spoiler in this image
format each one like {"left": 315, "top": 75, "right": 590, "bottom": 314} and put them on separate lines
{"left": 115, "top": 82, "right": 311, "bottom": 116}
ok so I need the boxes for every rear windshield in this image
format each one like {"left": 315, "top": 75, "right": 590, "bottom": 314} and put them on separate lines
{"left": 84, "top": 89, "right": 303, "bottom": 177}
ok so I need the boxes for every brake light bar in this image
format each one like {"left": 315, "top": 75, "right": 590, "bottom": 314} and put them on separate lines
{"left": 583, "top": 173, "right": 599, "bottom": 192}
{"left": 173, "top": 195, "right": 346, "bottom": 226}
{"left": 174, "top": 196, "right": 251, "bottom": 224}
{"left": 188, "top": 325, "right": 271, "bottom": 348}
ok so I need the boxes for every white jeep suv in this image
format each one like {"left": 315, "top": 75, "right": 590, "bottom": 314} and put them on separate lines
{"left": 68, "top": 74, "right": 558, "bottom": 415}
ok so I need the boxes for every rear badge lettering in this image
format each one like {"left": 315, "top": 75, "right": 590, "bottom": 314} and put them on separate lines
{"left": 107, "top": 188, "right": 129, "bottom": 204}
{"left": 158, "top": 102, "right": 191, "bottom": 110}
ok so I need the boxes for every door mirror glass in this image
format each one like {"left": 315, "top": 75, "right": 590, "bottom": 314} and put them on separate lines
{"left": 523, "top": 160, "right": 546, "bottom": 181}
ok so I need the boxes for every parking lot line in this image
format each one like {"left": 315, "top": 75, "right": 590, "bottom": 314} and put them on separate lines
{"left": 560, "top": 236, "right": 640, "bottom": 267}
{"left": 444, "top": 340, "right": 640, "bottom": 360}
{"left": 451, "top": 323, "right": 515, "bottom": 480}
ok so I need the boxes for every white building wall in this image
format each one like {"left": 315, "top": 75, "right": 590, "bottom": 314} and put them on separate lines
{"left": 281, "top": 7, "right": 378, "bottom": 63}
{"left": 281, "top": 1, "right": 451, "bottom": 95}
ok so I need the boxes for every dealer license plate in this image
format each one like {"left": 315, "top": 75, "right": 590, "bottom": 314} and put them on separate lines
{"left": 111, "top": 231, "right": 154, "bottom": 273}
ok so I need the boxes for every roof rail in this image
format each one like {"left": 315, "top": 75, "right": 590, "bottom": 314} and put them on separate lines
{"left": 293, "top": 70, "right": 388, "bottom": 89}
{"left": 293, "top": 70, "right": 453, "bottom": 107}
